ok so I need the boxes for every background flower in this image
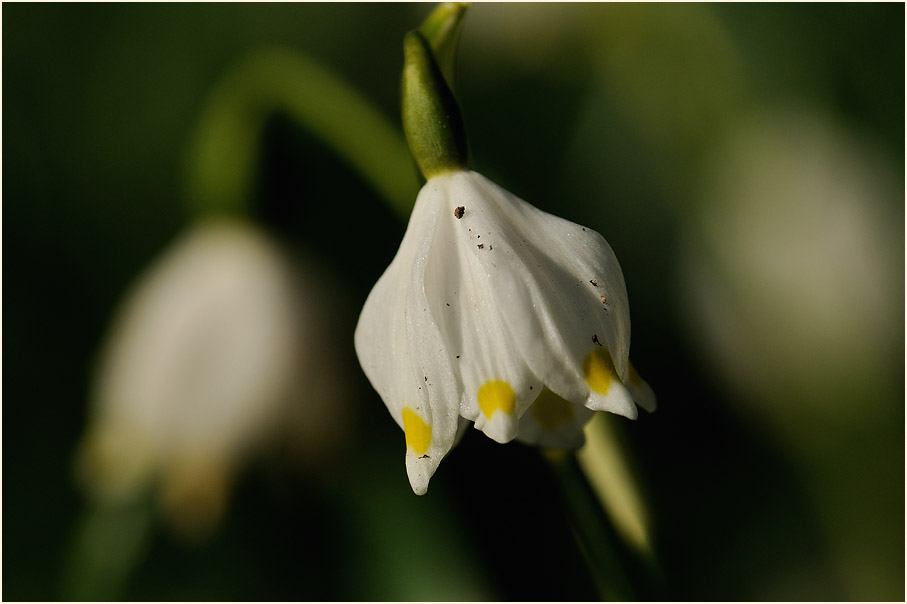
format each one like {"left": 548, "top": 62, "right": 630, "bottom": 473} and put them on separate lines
{"left": 76, "top": 219, "right": 351, "bottom": 539}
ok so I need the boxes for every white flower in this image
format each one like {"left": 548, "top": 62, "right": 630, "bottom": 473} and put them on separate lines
{"left": 77, "top": 219, "right": 348, "bottom": 537}
{"left": 355, "top": 170, "right": 655, "bottom": 495}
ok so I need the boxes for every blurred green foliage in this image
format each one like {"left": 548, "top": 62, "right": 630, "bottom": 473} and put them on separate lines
{"left": 3, "top": 3, "right": 903, "bottom": 601}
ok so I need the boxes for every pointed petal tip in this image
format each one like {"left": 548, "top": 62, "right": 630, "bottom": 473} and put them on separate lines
{"left": 406, "top": 466, "right": 431, "bottom": 496}
{"left": 474, "top": 411, "right": 520, "bottom": 444}
{"left": 626, "top": 363, "right": 657, "bottom": 413}
{"left": 405, "top": 449, "right": 439, "bottom": 496}
{"left": 623, "top": 403, "right": 640, "bottom": 421}
{"left": 638, "top": 396, "right": 657, "bottom": 414}
{"left": 585, "top": 381, "right": 638, "bottom": 420}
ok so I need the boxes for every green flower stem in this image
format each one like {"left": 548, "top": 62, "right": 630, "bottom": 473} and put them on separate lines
{"left": 543, "top": 450, "right": 636, "bottom": 601}
{"left": 577, "top": 411, "right": 655, "bottom": 560}
{"left": 545, "top": 412, "right": 666, "bottom": 601}
{"left": 60, "top": 495, "right": 155, "bottom": 601}
{"left": 184, "top": 47, "right": 419, "bottom": 220}
{"left": 419, "top": 2, "right": 470, "bottom": 91}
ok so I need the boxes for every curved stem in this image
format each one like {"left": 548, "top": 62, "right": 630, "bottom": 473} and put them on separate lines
{"left": 184, "top": 48, "right": 419, "bottom": 221}
{"left": 544, "top": 413, "right": 666, "bottom": 601}
{"left": 576, "top": 412, "right": 655, "bottom": 560}
{"left": 544, "top": 450, "right": 636, "bottom": 601}
{"left": 60, "top": 495, "right": 155, "bottom": 601}
{"left": 419, "top": 2, "right": 470, "bottom": 91}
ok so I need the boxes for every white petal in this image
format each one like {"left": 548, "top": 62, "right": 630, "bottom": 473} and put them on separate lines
{"left": 420, "top": 177, "right": 543, "bottom": 443}
{"left": 356, "top": 168, "right": 653, "bottom": 492}
{"left": 429, "top": 171, "right": 637, "bottom": 419}
{"left": 625, "top": 362, "right": 657, "bottom": 413}
{"left": 92, "top": 220, "right": 300, "bottom": 462}
{"left": 515, "top": 388, "right": 594, "bottom": 450}
{"left": 354, "top": 191, "right": 460, "bottom": 494}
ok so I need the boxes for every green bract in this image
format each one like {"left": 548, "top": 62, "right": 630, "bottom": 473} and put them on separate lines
{"left": 401, "top": 31, "right": 468, "bottom": 180}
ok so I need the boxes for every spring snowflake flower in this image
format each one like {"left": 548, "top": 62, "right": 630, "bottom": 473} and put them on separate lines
{"left": 77, "top": 219, "right": 348, "bottom": 536}
{"left": 354, "top": 29, "right": 654, "bottom": 495}
{"left": 355, "top": 170, "right": 655, "bottom": 495}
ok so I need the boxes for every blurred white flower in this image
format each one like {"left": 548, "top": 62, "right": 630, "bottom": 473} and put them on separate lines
{"left": 355, "top": 170, "right": 655, "bottom": 495}
{"left": 679, "top": 107, "right": 903, "bottom": 599}
{"left": 680, "top": 107, "right": 901, "bottom": 425}
{"left": 77, "top": 219, "right": 348, "bottom": 537}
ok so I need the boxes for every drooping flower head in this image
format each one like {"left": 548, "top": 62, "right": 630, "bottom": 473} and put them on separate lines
{"left": 355, "top": 26, "right": 654, "bottom": 495}
{"left": 77, "top": 219, "right": 350, "bottom": 536}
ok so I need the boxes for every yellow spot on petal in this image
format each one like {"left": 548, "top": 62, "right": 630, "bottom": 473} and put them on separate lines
{"left": 628, "top": 362, "right": 643, "bottom": 387}
{"left": 531, "top": 388, "right": 575, "bottom": 430}
{"left": 478, "top": 380, "right": 516, "bottom": 419}
{"left": 402, "top": 407, "right": 431, "bottom": 455}
{"left": 583, "top": 348, "right": 618, "bottom": 395}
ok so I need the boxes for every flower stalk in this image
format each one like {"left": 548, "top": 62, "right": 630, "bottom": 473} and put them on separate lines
{"left": 60, "top": 493, "right": 155, "bottom": 601}
{"left": 185, "top": 48, "right": 419, "bottom": 220}
{"left": 543, "top": 450, "right": 636, "bottom": 601}
{"left": 419, "top": 2, "right": 470, "bottom": 91}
